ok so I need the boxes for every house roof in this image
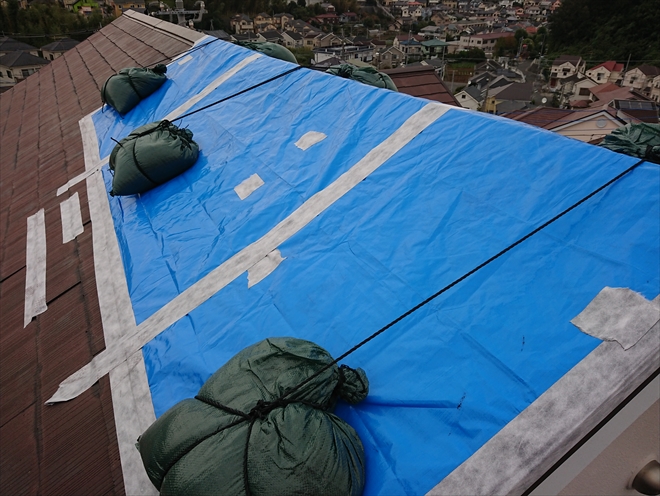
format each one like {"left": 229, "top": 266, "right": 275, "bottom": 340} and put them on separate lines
{"left": 202, "top": 29, "right": 231, "bottom": 40}
{"left": 0, "top": 36, "right": 38, "bottom": 53}
{"left": 283, "top": 30, "right": 303, "bottom": 41}
{"left": 493, "top": 80, "right": 534, "bottom": 101}
{"left": 382, "top": 65, "right": 460, "bottom": 106}
{"left": 552, "top": 54, "right": 581, "bottom": 66}
{"left": 40, "top": 38, "right": 80, "bottom": 52}
{"left": 0, "top": 11, "right": 202, "bottom": 495}
{"left": 2, "top": 10, "right": 658, "bottom": 496}
{"left": 588, "top": 60, "right": 624, "bottom": 73}
{"left": 632, "top": 64, "right": 660, "bottom": 76}
{"left": 0, "top": 51, "right": 49, "bottom": 68}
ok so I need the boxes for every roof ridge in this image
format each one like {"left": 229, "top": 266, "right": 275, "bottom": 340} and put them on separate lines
{"left": 122, "top": 10, "right": 205, "bottom": 45}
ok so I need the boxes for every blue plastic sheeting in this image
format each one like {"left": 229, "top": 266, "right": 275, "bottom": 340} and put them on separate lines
{"left": 93, "top": 41, "right": 660, "bottom": 495}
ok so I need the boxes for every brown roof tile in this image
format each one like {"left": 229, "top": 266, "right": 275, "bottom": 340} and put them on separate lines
{"left": 383, "top": 65, "right": 460, "bottom": 106}
{"left": 0, "top": 12, "right": 202, "bottom": 494}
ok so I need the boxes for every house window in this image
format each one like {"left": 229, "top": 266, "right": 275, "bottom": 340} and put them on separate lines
{"left": 597, "top": 73, "right": 602, "bottom": 80}
{"left": 579, "top": 88, "right": 590, "bottom": 96}
{"left": 50, "top": 54, "right": 54, "bottom": 60}
{"left": 22, "top": 69, "right": 30, "bottom": 77}
{"left": 6, "top": 70, "right": 12, "bottom": 78}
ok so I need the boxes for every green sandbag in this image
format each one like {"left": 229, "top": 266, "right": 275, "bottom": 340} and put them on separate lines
{"left": 326, "top": 64, "right": 398, "bottom": 91}
{"left": 101, "top": 64, "right": 168, "bottom": 115}
{"left": 599, "top": 123, "right": 660, "bottom": 164}
{"left": 109, "top": 120, "right": 199, "bottom": 196}
{"left": 238, "top": 41, "right": 298, "bottom": 64}
{"left": 137, "top": 337, "right": 368, "bottom": 496}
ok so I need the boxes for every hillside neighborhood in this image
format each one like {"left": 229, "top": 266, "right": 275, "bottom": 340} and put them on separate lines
{"left": 1, "top": 0, "right": 658, "bottom": 143}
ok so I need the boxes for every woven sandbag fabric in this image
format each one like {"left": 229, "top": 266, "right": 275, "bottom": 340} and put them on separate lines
{"left": 238, "top": 42, "right": 298, "bottom": 64}
{"left": 326, "top": 64, "right": 398, "bottom": 91}
{"left": 101, "top": 64, "right": 168, "bottom": 115}
{"left": 109, "top": 120, "right": 199, "bottom": 196}
{"left": 600, "top": 123, "right": 660, "bottom": 164}
{"left": 137, "top": 337, "right": 368, "bottom": 496}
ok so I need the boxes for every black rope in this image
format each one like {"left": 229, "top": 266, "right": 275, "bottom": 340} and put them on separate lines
{"left": 172, "top": 65, "right": 305, "bottom": 122}
{"left": 276, "top": 157, "right": 648, "bottom": 403}
{"left": 142, "top": 36, "right": 223, "bottom": 69}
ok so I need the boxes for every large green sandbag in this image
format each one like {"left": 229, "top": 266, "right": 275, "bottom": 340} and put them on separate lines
{"left": 137, "top": 337, "right": 368, "bottom": 496}
{"left": 599, "top": 123, "right": 660, "bottom": 164}
{"left": 326, "top": 64, "right": 398, "bottom": 91}
{"left": 238, "top": 41, "right": 298, "bottom": 64}
{"left": 109, "top": 120, "right": 199, "bottom": 196}
{"left": 101, "top": 64, "right": 168, "bottom": 115}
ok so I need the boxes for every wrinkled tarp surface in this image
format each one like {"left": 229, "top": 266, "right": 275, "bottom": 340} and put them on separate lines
{"left": 91, "top": 39, "right": 660, "bottom": 495}
{"left": 138, "top": 337, "right": 367, "bottom": 495}
{"left": 600, "top": 123, "right": 660, "bottom": 164}
{"left": 109, "top": 120, "right": 199, "bottom": 196}
{"left": 101, "top": 64, "right": 168, "bottom": 115}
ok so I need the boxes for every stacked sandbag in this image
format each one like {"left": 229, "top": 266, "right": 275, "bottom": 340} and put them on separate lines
{"left": 137, "top": 337, "right": 368, "bottom": 496}
{"left": 101, "top": 64, "right": 168, "bottom": 115}
{"left": 109, "top": 120, "right": 200, "bottom": 196}
{"left": 326, "top": 64, "right": 398, "bottom": 91}
{"left": 238, "top": 41, "right": 298, "bottom": 64}
{"left": 600, "top": 123, "right": 660, "bottom": 164}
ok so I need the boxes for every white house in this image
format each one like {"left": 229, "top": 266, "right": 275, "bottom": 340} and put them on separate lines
{"left": 585, "top": 61, "right": 624, "bottom": 84}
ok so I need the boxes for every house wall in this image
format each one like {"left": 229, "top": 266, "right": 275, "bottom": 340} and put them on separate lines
{"left": 0, "top": 63, "right": 43, "bottom": 83}
{"left": 621, "top": 68, "right": 647, "bottom": 90}
{"left": 555, "top": 117, "right": 621, "bottom": 142}
{"left": 455, "top": 90, "right": 479, "bottom": 110}
{"left": 586, "top": 67, "right": 620, "bottom": 84}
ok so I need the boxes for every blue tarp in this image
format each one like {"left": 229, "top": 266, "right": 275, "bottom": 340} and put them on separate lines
{"left": 92, "top": 39, "right": 660, "bottom": 495}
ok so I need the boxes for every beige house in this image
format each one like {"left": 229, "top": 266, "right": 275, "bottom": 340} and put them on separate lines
{"left": 0, "top": 51, "right": 49, "bottom": 90}
{"left": 40, "top": 38, "right": 79, "bottom": 61}
{"left": 230, "top": 14, "right": 254, "bottom": 34}
{"left": 621, "top": 65, "right": 660, "bottom": 97}
{"left": 112, "top": 0, "right": 145, "bottom": 17}
{"left": 0, "top": 36, "right": 39, "bottom": 57}
{"left": 549, "top": 55, "right": 585, "bottom": 90}
{"left": 650, "top": 75, "right": 660, "bottom": 103}
{"left": 281, "top": 31, "right": 304, "bottom": 49}
{"left": 585, "top": 61, "right": 624, "bottom": 84}
{"left": 273, "top": 13, "right": 294, "bottom": 30}
{"left": 375, "top": 46, "right": 404, "bottom": 70}
{"left": 569, "top": 75, "right": 599, "bottom": 102}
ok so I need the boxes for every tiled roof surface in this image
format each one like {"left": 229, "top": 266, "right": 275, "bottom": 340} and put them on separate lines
{"left": 383, "top": 65, "right": 460, "bottom": 106}
{"left": 0, "top": 12, "right": 200, "bottom": 495}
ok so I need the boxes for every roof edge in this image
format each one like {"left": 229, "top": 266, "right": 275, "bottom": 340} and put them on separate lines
{"left": 122, "top": 10, "right": 206, "bottom": 45}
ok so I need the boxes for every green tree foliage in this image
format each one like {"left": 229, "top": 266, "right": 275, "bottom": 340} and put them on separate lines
{"left": 452, "top": 47, "right": 485, "bottom": 61}
{"left": 0, "top": 0, "right": 114, "bottom": 46}
{"left": 548, "top": 0, "right": 660, "bottom": 64}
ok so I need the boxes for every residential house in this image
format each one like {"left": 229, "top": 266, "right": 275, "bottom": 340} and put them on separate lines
{"left": 650, "top": 75, "right": 660, "bottom": 103}
{"left": 312, "top": 13, "right": 339, "bottom": 24}
{"left": 0, "top": 51, "right": 49, "bottom": 91}
{"left": 257, "top": 31, "right": 283, "bottom": 44}
{"left": 273, "top": 13, "right": 295, "bottom": 30}
{"left": 290, "top": 19, "right": 318, "bottom": 35}
{"left": 231, "top": 32, "right": 260, "bottom": 43}
{"left": 585, "top": 61, "right": 624, "bottom": 84}
{"left": 281, "top": 31, "right": 304, "bottom": 49}
{"left": 303, "top": 32, "right": 323, "bottom": 49}
{"left": 549, "top": 55, "right": 585, "bottom": 90}
{"left": 458, "top": 32, "right": 514, "bottom": 57}
{"left": 112, "top": 0, "right": 145, "bottom": 16}
{"left": 455, "top": 84, "right": 482, "bottom": 110}
{"left": 588, "top": 81, "right": 650, "bottom": 107}
{"left": 381, "top": 65, "right": 460, "bottom": 106}
{"left": 421, "top": 39, "right": 449, "bottom": 59}
{"left": 492, "top": 80, "right": 534, "bottom": 113}
{"left": 318, "top": 33, "right": 344, "bottom": 48}
{"left": 253, "top": 12, "right": 273, "bottom": 31}
{"left": 621, "top": 65, "right": 660, "bottom": 98}
{"left": 0, "top": 36, "right": 39, "bottom": 57}
{"left": 568, "top": 76, "right": 599, "bottom": 104}
{"left": 398, "top": 38, "right": 423, "bottom": 62}
{"left": 230, "top": 14, "right": 254, "bottom": 34}
{"left": 375, "top": 46, "right": 404, "bottom": 69}
{"left": 339, "top": 11, "right": 359, "bottom": 23}
{"left": 40, "top": 38, "right": 79, "bottom": 61}
{"left": 313, "top": 45, "right": 374, "bottom": 65}
{"left": 71, "top": 0, "right": 99, "bottom": 16}
{"left": 504, "top": 106, "right": 628, "bottom": 142}
{"left": 393, "top": 34, "right": 425, "bottom": 50}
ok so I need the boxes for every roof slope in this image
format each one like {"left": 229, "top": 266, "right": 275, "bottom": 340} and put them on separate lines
{"left": 0, "top": 12, "right": 201, "bottom": 495}
{"left": 0, "top": 36, "right": 38, "bottom": 53}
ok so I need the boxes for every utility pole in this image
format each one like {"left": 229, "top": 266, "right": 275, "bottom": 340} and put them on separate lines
{"left": 623, "top": 53, "right": 631, "bottom": 82}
